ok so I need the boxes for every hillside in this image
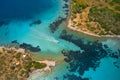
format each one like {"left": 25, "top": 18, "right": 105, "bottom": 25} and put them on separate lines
{"left": 70, "top": 0, "right": 120, "bottom": 36}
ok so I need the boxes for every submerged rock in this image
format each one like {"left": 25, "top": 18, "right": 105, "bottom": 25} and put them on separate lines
{"left": 30, "top": 20, "right": 41, "bottom": 26}
{"left": 11, "top": 40, "right": 41, "bottom": 52}
{"left": 49, "top": 17, "right": 66, "bottom": 33}
{"left": 19, "top": 43, "right": 41, "bottom": 52}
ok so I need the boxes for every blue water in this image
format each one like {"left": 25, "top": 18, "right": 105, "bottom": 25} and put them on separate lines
{"left": 0, "top": 0, "right": 53, "bottom": 20}
{"left": 0, "top": 0, "right": 120, "bottom": 80}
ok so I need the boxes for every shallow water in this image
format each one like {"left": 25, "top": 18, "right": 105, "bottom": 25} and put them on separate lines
{"left": 0, "top": 0, "right": 120, "bottom": 80}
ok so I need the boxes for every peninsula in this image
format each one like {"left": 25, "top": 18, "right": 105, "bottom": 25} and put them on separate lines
{"left": 0, "top": 47, "right": 55, "bottom": 80}
{"left": 68, "top": 0, "right": 120, "bottom": 37}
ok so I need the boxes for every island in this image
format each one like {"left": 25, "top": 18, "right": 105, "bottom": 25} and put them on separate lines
{"left": 68, "top": 0, "right": 120, "bottom": 37}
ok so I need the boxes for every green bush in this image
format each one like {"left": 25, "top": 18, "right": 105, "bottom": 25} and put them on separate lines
{"left": 16, "top": 53, "right": 21, "bottom": 59}
{"left": 109, "top": 1, "right": 115, "bottom": 6}
{"left": 71, "top": 0, "right": 88, "bottom": 14}
{"left": 115, "top": 6, "right": 120, "bottom": 11}
{"left": 33, "top": 62, "right": 46, "bottom": 69}
{"left": 10, "top": 66, "right": 15, "bottom": 70}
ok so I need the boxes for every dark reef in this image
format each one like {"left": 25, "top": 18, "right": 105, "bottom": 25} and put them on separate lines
{"left": 63, "top": 74, "right": 89, "bottom": 80}
{"left": 30, "top": 20, "right": 41, "bottom": 26}
{"left": 63, "top": 4, "right": 69, "bottom": 9}
{"left": 63, "top": 1, "right": 69, "bottom": 17}
{"left": 19, "top": 43, "right": 41, "bottom": 52}
{"left": 63, "top": 0, "right": 69, "bottom": 3}
{"left": 11, "top": 40, "right": 41, "bottom": 52}
{"left": 49, "top": 0, "right": 69, "bottom": 33}
{"left": 49, "top": 17, "right": 66, "bottom": 33}
{"left": 59, "top": 30, "right": 120, "bottom": 80}
{"left": 11, "top": 40, "right": 19, "bottom": 44}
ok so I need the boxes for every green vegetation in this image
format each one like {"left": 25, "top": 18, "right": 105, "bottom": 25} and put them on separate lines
{"left": 24, "top": 60, "right": 46, "bottom": 72}
{"left": 72, "top": 0, "right": 87, "bottom": 13}
{"left": 115, "top": 6, "right": 120, "bottom": 11}
{"left": 114, "top": 0, "right": 120, "bottom": 3}
{"left": 109, "top": 1, "right": 115, "bottom": 6}
{"left": 16, "top": 52, "right": 21, "bottom": 59}
{"left": 70, "top": 0, "right": 120, "bottom": 35}
{"left": 33, "top": 61, "right": 46, "bottom": 69}
{"left": 109, "top": 0, "right": 120, "bottom": 6}
{"left": 88, "top": 6, "right": 120, "bottom": 35}
{"left": 10, "top": 66, "right": 15, "bottom": 70}
{"left": 0, "top": 47, "right": 46, "bottom": 80}
{"left": 71, "top": 0, "right": 88, "bottom": 19}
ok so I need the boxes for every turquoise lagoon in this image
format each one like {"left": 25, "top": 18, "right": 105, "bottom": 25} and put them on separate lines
{"left": 0, "top": 0, "right": 120, "bottom": 80}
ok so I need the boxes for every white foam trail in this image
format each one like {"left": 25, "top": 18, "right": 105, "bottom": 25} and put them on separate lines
{"left": 31, "top": 28, "right": 59, "bottom": 43}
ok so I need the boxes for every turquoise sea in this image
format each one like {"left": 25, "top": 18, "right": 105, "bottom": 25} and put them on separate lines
{"left": 0, "top": 0, "right": 120, "bottom": 80}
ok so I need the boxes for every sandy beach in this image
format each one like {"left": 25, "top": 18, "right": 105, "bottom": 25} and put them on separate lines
{"left": 67, "top": 19, "right": 120, "bottom": 38}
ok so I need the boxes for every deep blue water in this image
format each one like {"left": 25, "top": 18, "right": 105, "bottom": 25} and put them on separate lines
{"left": 0, "top": 0, "right": 53, "bottom": 20}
